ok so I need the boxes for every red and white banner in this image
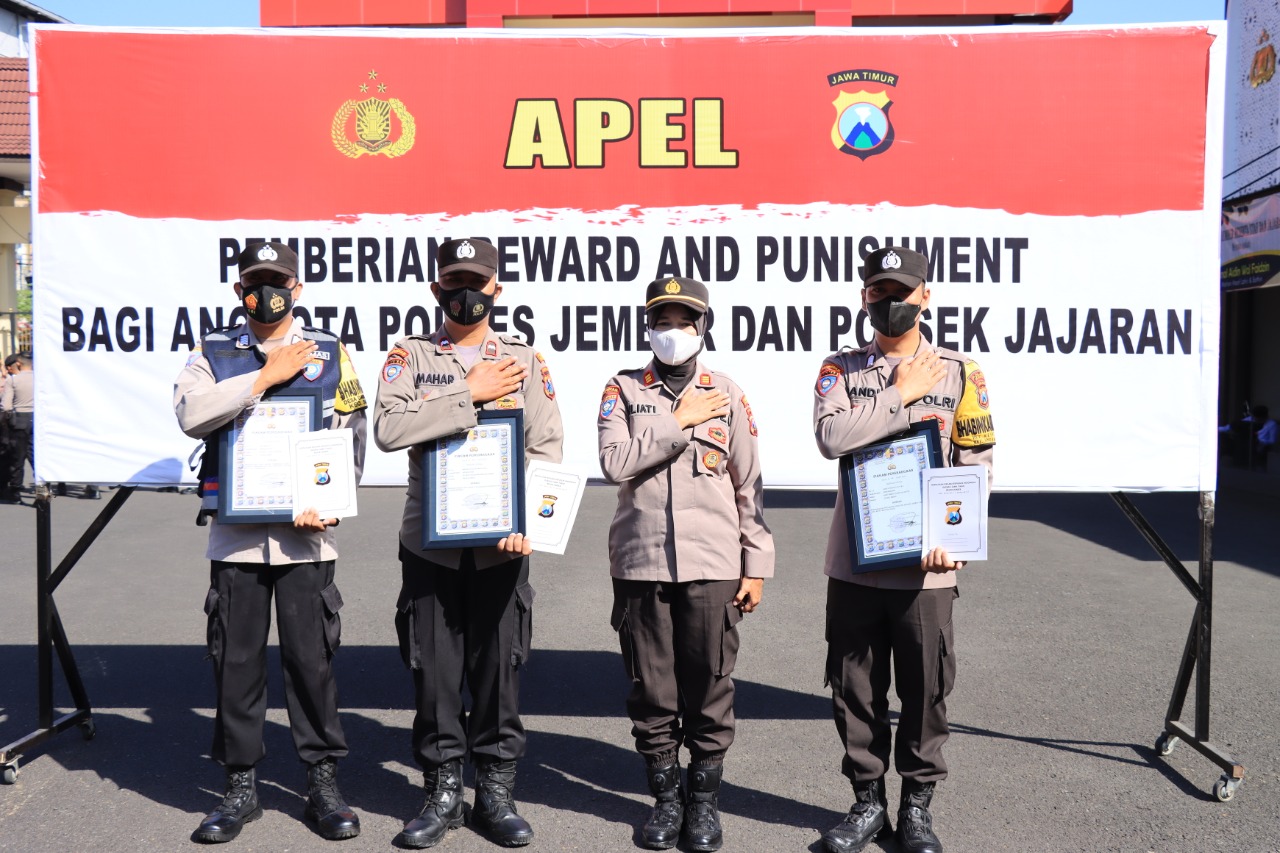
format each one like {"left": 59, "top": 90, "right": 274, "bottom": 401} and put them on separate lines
{"left": 31, "top": 24, "right": 1225, "bottom": 491}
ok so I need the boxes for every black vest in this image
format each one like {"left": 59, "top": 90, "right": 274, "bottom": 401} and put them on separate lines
{"left": 196, "top": 326, "right": 342, "bottom": 518}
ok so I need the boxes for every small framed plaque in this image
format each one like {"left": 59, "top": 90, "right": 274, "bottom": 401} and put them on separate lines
{"left": 422, "top": 410, "right": 526, "bottom": 550}
{"left": 218, "top": 388, "right": 324, "bottom": 524}
{"left": 839, "top": 420, "right": 943, "bottom": 572}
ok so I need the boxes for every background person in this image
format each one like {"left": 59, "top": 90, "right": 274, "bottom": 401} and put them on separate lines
{"left": 2, "top": 353, "right": 33, "bottom": 500}
{"left": 597, "top": 276, "right": 774, "bottom": 853}
{"left": 174, "top": 241, "right": 368, "bottom": 845}
{"left": 373, "top": 237, "right": 563, "bottom": 849}
{"left": 813, "top": 247, "right": 995, "bottom": 853}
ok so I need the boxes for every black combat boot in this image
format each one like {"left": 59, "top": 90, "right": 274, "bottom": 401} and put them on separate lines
{"left": 640, "top": 761, "right": 684, "bottom": 849}
{"left": 472, "top": 759, "right": 534, "bottom": 847}
{"left": 821, "top": 777, "right": 892, "bottom": 853}
{"left": 303, "top": 757, "right": 361, "bottom": 840}
{"left": 896, "top": 780, "right": 943, "bottom": 853}
{"left": 682, "top": 761, "right": 724, "bottom": 852}
{"left": 397, "top": 759, "right": 466, "bottom": 849}
{"left": 192, "top": 766, "right": 262, "bottom": 843}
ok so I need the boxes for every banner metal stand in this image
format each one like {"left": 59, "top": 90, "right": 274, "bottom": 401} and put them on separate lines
{"left": 0, "top": 486, "right": 135, "bottom": 784}
{"left": 1111, "top": 490, "right": 1244, "bottom": 802}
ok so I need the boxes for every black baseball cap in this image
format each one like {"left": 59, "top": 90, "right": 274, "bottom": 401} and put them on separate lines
{"left": 238, "top": 241, "right": 298, "bottom": 279}
{"left": 644, "top": 276, "right": 709, "bottom": 317}
{"left": 438, "top": 238, "right": 498, "bottom": 278}
{"left": 862, "top": 246, "right": 928, "bottom": 288}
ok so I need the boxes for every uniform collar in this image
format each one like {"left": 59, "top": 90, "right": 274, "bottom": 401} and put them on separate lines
{"left": 866, "top": 337, "right": 932, "bottom": 369}
{"left": 430, "top": 326, "right": 503, "bottom": 358}
{"left": 237, "top": 314, "right": 307, "bottom": 350}
{"left": 641, "top": 359, "right": 715, "bottom": 390}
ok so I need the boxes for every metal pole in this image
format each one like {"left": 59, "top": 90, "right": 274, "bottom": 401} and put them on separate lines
{"left": 35, "top": 491, "right": 52, "bottom": 729}
{"left": 1196, "top": 491, "right": 1214, "bottom": 742}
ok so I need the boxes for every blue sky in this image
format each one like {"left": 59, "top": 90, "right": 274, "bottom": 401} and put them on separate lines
{"left": 40, "top": 0, "right": 1226, "bottom": 27}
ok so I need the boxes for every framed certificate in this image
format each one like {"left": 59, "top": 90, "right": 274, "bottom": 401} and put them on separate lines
{"left": 218, "top": 388, "right": 323, "bottom": 524}
{"left": 839, "top": 420, "right": 943, "bottom": 572}
{"left": 422, "top": 410, "right": 526, "bottom": 550}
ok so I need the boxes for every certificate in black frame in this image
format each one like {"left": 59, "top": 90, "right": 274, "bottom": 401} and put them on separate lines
{"left": 839, "top": 419, "right": 943, "bottom": 572}
{"left": 422, "top": 409, "right": 526, "bottom": 550}
{"left": 217, "top": 387, "right": 324, "bottom": 525}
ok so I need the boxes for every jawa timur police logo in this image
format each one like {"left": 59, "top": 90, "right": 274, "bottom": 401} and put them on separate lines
{"left": 827, "top": 68, "right": 899, "bottom": 160}
{"left": 332, "top": 69, "right": 417, "bottom": 158}
{"left": 539, "top": 494, "right": 558, "bottom": 518}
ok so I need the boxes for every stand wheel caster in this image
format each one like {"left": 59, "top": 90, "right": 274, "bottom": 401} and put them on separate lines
{"left": 1155, "top": 733, "right": 1178, "bottom": 756}
{"left": 1, "top": 763, "right": 17, "bottom": 784}
{"left": 79, "top": 719, "right": 96, "bottom": 741}
{"left": 1213, "top": 775, "right": 1241, "bottom": 802}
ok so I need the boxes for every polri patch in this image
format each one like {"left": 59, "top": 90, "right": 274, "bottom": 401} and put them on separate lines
{"left": 702, "top": 450, "right": 721, "bottom": 469}
{"left": 708, "top": 425, "right": 727, "bottom": 445}
{"left": 816, "top": 362, "right": 843, "bottom": 397}
{"left": 741, "top": 394, "right": 758, "bottom": 436}
{"left": 600, "top": 384, "right": 621, "bottom": 419}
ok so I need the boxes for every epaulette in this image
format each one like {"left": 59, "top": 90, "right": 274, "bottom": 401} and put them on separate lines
{"left": 934, "top": 347, "right": 969, "bottom": 363}
{"left": 301, "top": 325, "right": 340, "bottom": 341}
{"left": 498, "top": 333, "right": 531, "bottom": 348}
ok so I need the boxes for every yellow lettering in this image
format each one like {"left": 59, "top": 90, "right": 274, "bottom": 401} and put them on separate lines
{"left": 505, "top": 99, "right": 570, "bottom": 168}
{"left": 574, "top": 99, "right": 633, "bottom": 168}
{"left": 692, "top": 99, "right": 737, "bottom": 167}
{"left": 639, "top": 98, "right": 685, "bottom": 168}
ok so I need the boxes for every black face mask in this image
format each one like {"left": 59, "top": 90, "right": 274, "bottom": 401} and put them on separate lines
{"left": 866, "top": 297, "right": 921, "bottom": 338}
{"left": 242, "top": 284, "right": 294, "bottom": 324}
{"left": 436, "top": 286, "right": 495, "bottom": 326}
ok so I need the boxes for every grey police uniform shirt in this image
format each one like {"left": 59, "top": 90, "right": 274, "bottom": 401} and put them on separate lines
{"left": 2, "top": 370, "right": 33, "bottom": 414}
{"left": 813, "top": 339, "right": 994, "bottom": 590}
{"left": 173, "top": 316, "right": 368, "bottom": 564}
{"left": 372, "top": 327, "right": 564, "bottom": 569}
{"left": 598, "top": 361, "right": 775, "bottom": 582}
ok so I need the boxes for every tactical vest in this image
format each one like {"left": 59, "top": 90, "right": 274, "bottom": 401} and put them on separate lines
{"left": 196, "top": 327, "right": 341, "bottom": 521}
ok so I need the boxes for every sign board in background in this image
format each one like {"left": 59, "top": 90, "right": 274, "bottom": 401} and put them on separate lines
{"left": 31, "top": 24, "right": 1225, "bottom": 492}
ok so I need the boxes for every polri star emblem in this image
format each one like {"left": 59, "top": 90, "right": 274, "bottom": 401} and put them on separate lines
{"left": 332, "top": 72, "right": 416, "bottom": 159}
{"left": 269, "top": 293, "right": 286, "bottom": 314}
{"left": 828, "top": 68, "right": 898, "bottom": 160}
{"left": 257, "top": 245, "right": 279, "bottom": 262}
{"left": 882, "top": 250, "right": 901, "bottom": 270}
{"left": 665, "top": 279, "right": 681, "bottom": 294}
{"left": 458, "top": 241, "right": 477, "bottom": 259}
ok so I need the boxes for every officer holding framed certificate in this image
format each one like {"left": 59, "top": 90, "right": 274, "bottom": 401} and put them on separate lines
{"left": 175, "top": 242, "right": 368, "bottom": 844}
{"left": 373, "top": 238, "right": 563, "bottom": 849}
{"left": 812, "top": 247, "right": 995, "bottom": 853}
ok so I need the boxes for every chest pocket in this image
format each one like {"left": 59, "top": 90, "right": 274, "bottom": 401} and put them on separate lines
{"left": 692, "top": 418, "right": 731, "bottom": 477}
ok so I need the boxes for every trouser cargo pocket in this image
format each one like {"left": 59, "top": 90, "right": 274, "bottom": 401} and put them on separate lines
{"left": 203, "top": 587, "right": 223, "bottom": 665}
{"left": 511, "top": 583, "right": 535, "bottom": 668}
{"left": 395, "top": 590, "right": 419, "bottom": 670}
{"left": 611, "top": 601, "right": 639, "bottom": 683}
{"left": 716, "top": 601, "right": 744, "bottom": 678}
{"left": 933, "top": 619, "right": 955, "bottom": 706}
{"left": 320, "top": 582, "right": 344, "bottom": 658}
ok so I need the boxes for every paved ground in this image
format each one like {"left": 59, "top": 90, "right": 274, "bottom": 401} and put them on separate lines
{"left": 1, "top": 477, "right": 1278, "bottom": 853}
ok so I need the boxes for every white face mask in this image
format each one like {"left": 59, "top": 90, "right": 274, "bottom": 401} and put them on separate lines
{"left": 649, "top": 328, "right": 704, "bottom": 366}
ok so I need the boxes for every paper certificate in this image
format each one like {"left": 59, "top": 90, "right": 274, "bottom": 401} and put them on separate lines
{"left": 291, "top": 428, "right": 358, "bottom": 521}
{"left": 839, "top": 420, "right": 943, "bottom": 571}
{"left": 921, "top": 466, "right": 989, "bottom": 561}
{"left": 524, "top": 461, "right": 588, "bottom": 555}
{"left": 423, "top": 411, "right": 526, "bottom": 549}
{"left": 218, "top": 389, "right": 322, "bottom": 524}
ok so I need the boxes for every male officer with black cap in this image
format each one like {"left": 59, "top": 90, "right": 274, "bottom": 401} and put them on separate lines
{"left": 373, "top": 237, "right": 563, "bottom": 849}
{"left": 812, "top": 246, "right": 995, "bottom": 853}
{"left": 175, "top": 241, "right": 368, "bottom": 844}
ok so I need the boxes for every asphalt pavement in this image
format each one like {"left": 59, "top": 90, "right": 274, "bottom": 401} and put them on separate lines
{"left": 1, "top": 480, "right": 1278, "bottom": 853}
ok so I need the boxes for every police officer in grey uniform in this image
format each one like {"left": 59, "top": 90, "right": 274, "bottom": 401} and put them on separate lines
{"left": 599, "top": 277, "right": 774, "bottom": 852}
{"left": 813, "top": 247, "right": 994, "bottom": 853}
{"left": 373, "top": 238, "right": 563, "bottom": 849}
{"left": 175, "top": 242, "right": 367, "bottom": 844}
{"left": 1, "top": 353, "right": 33, "bottom": 499}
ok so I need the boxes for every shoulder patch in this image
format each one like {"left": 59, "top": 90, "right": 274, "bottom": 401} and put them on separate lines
{"left": 741, "top": 394, "right": 758, "bottom": 437}
{"left": 600, "top": 384, "right": 621, "bottom": 420}
{"left": 335, "top": 344, "right": 368, "bottom": 413}
{"left": 185, "top": 345, "right": 203, "bottom": 368}
{"left": 382, "top": 346, "right": 410, "bottom": 384}
{"left": 816, "top": 362, "right": 843, "bottom": 397}
{"left": 539, "top": 358, "right": 556, "bottom": 400}
{"left": 952, "top": 360, "right": 994, "bottom": 447}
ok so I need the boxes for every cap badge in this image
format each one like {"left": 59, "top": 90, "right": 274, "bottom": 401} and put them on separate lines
{"left": 256, "top": 245, "right": 279, "bottom": 262}
{"left": 457, "top": 241, "right": 476, "bottom": 259}
{"left": 665, "top": 279, "right": 681, "bottom": 294}
{"left": 882, "top": 250, "right": 901, "bottom": 270}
